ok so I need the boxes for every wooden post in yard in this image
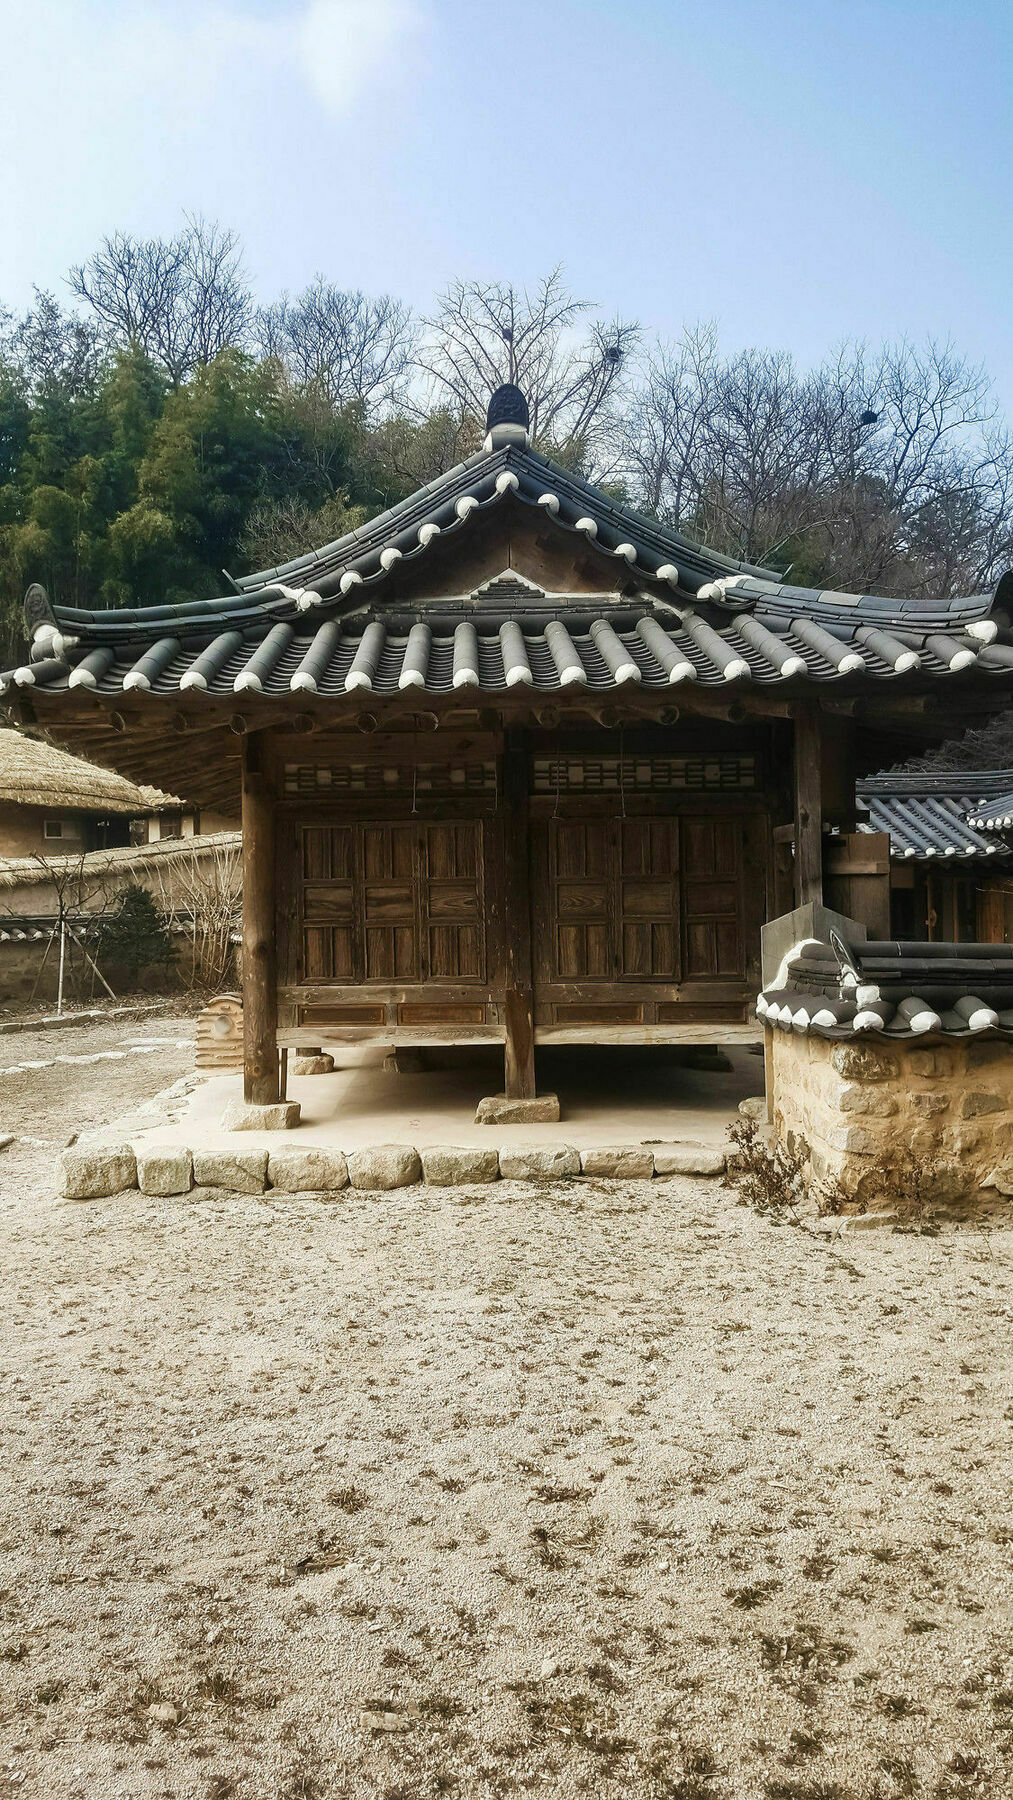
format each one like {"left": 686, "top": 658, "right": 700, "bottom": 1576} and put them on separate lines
{"left": 793, "top": 705, "right": 824, "bottom": 908}
{"left": 502, "top": 730, "right": 536, "bottom": 1099}
{"left": 241, "top": 732, "right": 280, "bottom": 1105}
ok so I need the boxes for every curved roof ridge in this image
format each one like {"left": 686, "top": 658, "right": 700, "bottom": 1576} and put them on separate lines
{"left": 15, "top": 431, "right": 1011, "bottom": 658}
{"left": 859, "top": 768, "right": 1013, "bottom": 797}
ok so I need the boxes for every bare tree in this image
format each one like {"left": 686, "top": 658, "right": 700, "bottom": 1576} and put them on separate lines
{"left": 258, "top": 280, "right": 416, "bottom": 412}
{"left": 419, "top": 269, "right": 639, "bottom": 468}
{"left": 621, "top": 330, "right": 1013, "bottom": 598}
{"left": 363, "top": 404, "right": 483, "bottom": 496}
{"left": 239, "top": 491, "right": 368, "bottom": 575}
{"left": 69, "top": 215, "right": 252, "bottom": 383}
{"left": 151, "top": 838, "right": 241, "bottom": 991}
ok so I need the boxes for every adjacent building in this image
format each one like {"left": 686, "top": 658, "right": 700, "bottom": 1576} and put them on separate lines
{"left": 0, "top": 726, "right": 187, "bottom": 857}
{"left": 855, "top": 768, "right": 1013, "bottom": 942}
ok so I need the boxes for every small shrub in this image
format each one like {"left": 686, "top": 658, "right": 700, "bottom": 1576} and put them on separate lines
{"left": 725, "top": 1116, "right": 810, "bottom": 1217}
{"left": 94, "top": 884, "right": 176, "bottom": 986}
{"left": 725, "top": 1116, "right": 853, "bottom": 1217}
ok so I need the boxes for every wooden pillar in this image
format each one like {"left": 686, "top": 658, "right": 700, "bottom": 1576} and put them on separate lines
{"left": 793, "top": 705, "right": 823, "bottom": 908}
{"left": 241, "top": 732, "right": 280, "bottom": 1105}
{"left": 502, "top": 730, "right": 536, "bottom": 1099}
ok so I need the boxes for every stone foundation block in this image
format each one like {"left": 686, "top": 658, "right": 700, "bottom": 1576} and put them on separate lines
{"left": 678, "top": 1047, "right": 733, "bottom": 1072}
{"left": 60, "top": 1144, "right": 137, "bottom": 1201}
{"left": 579, "top": 1146, "right": 655, "bottom": 1179}
{"left": 290, "top": 1055, "right": 335, "bottom": 1076}
{"left": 420, "top": 1146, "right": 501, "bottom": 1186}
{"left": 738, "top": 1096, "right": 767, "bottom": 1120}
{"left": 137, "top": 1147, "right": 193, "bottom": 1196}
{"left": 475, "top": 1093, "right": 561, "bottom": 1124}
{"left": 830, "top": 1043, "right": 897, "bottom": 1082}
{"left": 347, "top": 1144, "right": 422, "bottom": 1190}
{"left": 653, "top": 1143, "right": 727, "bottom": 1176}
{"left": 910, "top": 1091, "right": 950, "bottom": 1117}
{"left": 384, "top": 1049, "right": 426, "bottom": 1074}
{"left": 220, "top": 1100, "right": 301, "bottom": 1132}
{"left": 813, "top": 1122, "right": 879, "bottom": 1156}
{"left": 960, "top": 1090, "right": 1006, "bottom": 1118}
{"left": 193, "top": 1149, "right": 268, "bottom": 1193}
{"left": 833, "top": 1082, "right": 898, "bottom": 1117}
{"left": 907, "top": 1049, "right": 955, "bottom": 1079}
{"left": 268, "top": 1147, "right": 348, "bottom": 1193}
{"left": 498, "top": 1145, "right": 579, "bottom": 1181}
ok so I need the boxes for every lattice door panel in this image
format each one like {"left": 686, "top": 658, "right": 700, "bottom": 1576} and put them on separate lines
{"left": 552, "top": 821, "right": 612, "bottom": 980}
{"left": 297, "top": 820, "right": 486, "bottom": 986}
{"left": 301, "top": 825, "right": 356, "bottom": 980}
{"left": 546, "top": 818, "right": 679, "bottom": 982}
{"left": 681, "top": 817, "right": 744, "bottom": 976}
{"left": 424, "top": 823, "right": 485, "bottom": 981}
{"left": 363, "top": 825, "right": 419, "bottom": 981}
{"left": 618, "top": 819, "right": 679, "bottom": 978}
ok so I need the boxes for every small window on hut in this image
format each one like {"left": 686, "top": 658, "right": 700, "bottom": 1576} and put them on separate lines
{"left": 43, "top": 818, "right": 66, "bottom": 841}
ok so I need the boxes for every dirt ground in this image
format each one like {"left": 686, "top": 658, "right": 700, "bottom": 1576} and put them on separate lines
{"left": 2, "top": 1015, "right": 1013, "bottom": 1800}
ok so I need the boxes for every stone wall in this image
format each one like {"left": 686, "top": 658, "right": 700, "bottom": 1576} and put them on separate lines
{"left": 0, "top": 934, "right": 218, "bottom": 1008}
{"left": 769, "top": 1028, "right": 1013, "bottom": 1209}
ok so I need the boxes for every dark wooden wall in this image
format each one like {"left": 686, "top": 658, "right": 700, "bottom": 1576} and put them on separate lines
{"left": 270, "top": 721, "right": 778, "bottom": 1050}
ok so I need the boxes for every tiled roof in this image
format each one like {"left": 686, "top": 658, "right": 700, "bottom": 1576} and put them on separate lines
{"left": 5, "top": 403, "right": 1013, "bottom": 705}
{"left": 759, "top": 931, "right": 1013, "bottom": 1040}
{"left": 857, "top": 770, "right": 1013, "bottom": 863}
{"left": 967, "top": 790, "right": 1013, "bottom": 832}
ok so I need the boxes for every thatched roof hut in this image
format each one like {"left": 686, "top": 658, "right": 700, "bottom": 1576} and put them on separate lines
{"left": 0, "top": 728, "right": 180, "bottom": 815}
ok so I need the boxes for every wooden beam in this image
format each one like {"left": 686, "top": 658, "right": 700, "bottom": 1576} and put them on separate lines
{"left": 821, "top": 716, "right": 856, "bottom": 830}
{"left": 501, "top": 730, "right": 536, "bottom": 1099}
{"left": 241, "top": 732, "right": 280, "bottom": 1105}
{"left": 793, "top": 704, "right": 823, "bottom": 907}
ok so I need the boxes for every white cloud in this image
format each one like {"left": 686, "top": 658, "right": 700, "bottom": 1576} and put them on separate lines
{"left": 297, "top": 0, "right": 423, "bottom": 114}
{"left": 0, "top": 0, "right": 427, "bottom": 301}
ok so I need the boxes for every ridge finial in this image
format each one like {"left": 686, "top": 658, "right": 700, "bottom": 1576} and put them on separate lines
{"left": 484, "top": 383, "right": 530, "bottom": 451}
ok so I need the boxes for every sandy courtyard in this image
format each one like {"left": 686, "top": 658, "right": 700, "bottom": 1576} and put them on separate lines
{"left": 2, "top": 1014, "right": 1013, "bottom": 1799}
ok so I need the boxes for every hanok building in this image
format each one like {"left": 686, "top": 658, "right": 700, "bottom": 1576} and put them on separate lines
{"left": 5, "top": 384, "right": 1013, "bottom": 1122}
{"left": 855, "top": 768, "right": 1013, "bottom": 943}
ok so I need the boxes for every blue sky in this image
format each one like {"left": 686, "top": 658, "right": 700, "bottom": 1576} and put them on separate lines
{"left": 2, "top": 0, "right": 1011, "bottom": 404}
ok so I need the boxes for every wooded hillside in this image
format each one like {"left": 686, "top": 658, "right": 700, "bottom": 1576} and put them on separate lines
{"left": 3, "top": 218, "right": 1012, "bottom": 692}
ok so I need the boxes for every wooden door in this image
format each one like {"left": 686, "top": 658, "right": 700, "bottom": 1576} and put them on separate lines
{"left": 423, "top": 822, "right": 485, "bottom": 981}
{"left": 681, "top": 817, "right": 745, "bottom": 977}
{"left": 301, "top": 824, "right": 356, "bottom": 982}
{"left": 545, "top": 816, "right": 679, "bottom": 982}
{"left": 551, "top": 819, "right": 611, "bottom": 980}
{"left": 363, "top": 824, "right": 419, "bottom": 980}
{"left": 297, "top": 819, "right": 486, "bottom": 986}
{"left": 618, "top": 819, "right": 680, "bottom": 979}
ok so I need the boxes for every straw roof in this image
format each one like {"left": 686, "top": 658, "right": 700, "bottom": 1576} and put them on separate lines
{"left": 0, "top": 728, "right": 182, "bottom": 814}
{"left": 0, "top": 828, "right": 240, "bottom": 891}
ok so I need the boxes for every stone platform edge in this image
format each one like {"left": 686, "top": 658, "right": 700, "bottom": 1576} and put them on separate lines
{"left": 58, "top": 1138, "right": 727, "bottom": 1201}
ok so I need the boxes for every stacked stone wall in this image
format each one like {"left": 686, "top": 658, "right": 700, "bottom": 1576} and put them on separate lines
{"left": 770, "top": 1030, "right": 1013, "bottom": 1209}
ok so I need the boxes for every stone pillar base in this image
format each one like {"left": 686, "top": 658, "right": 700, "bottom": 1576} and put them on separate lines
{"left": 221, "top": 1100, "right": 301, "bottom": 1132}
{"left": 475, "top": 1092, "right": 561, "bottom": 1124}
{"left": 677, "top": 1046, "right": 733, "bottom": 1071}
{"left": 384, "top": 1049, "right": 427, "bottom": 1074}
{"left": 291, "top": 1054, "right": 335, "bottom": 1076}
